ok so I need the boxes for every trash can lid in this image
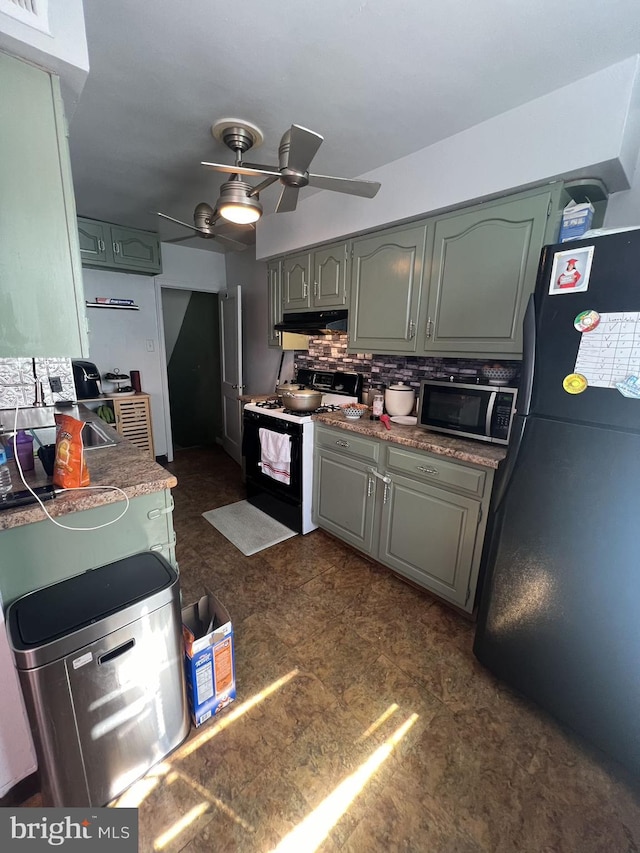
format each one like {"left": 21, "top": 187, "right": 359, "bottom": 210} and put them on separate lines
{"left": 10, "top": 551, "right": 176, "bottom": 649}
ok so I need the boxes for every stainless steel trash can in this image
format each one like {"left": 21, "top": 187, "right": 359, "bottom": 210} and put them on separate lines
{"left": 7, "top": 551, "right": 190, "bottom": 806}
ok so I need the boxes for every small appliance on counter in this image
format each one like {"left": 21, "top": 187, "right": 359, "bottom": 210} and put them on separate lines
{"left": 417, "top": 378, "right": 517, "bottom": 445}
{"left": 71, "top": 360, "right": 101, "bottom": 400}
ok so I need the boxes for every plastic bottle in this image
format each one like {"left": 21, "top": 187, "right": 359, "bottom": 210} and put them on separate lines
{"left": 15, "top": 430, "right": 34, "bottom": 472}
{"left": 0, "top": 446, "right": 12, "bottom": 495}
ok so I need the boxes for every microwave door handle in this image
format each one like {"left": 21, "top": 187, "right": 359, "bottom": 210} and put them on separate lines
{"left": 485, "top": 391, "right": 497, "bottom": 437}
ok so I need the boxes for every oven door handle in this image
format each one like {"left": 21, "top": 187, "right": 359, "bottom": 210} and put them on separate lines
{"left": 485, "top": 391, "right": 497, "bottom": 438}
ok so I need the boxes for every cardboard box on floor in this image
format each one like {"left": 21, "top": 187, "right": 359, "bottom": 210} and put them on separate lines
{"left": 182, "top": 592, "right": 236, "bottom": 727}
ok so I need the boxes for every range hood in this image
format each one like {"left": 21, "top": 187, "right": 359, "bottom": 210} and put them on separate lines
{"left": 274, "top": 310, "right": 348, "bottom": 335}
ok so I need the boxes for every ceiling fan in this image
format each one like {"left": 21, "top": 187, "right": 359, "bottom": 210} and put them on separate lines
{"left": 156, "top": 202, "right": 252, "bottom": 251}
{"left": 202, "top": 119, "right": 382, "bottom": 218}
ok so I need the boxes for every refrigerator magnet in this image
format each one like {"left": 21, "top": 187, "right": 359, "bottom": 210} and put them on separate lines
{"left": 574, "top": 310, "right": 600, "bottom": 332}
{"left": 616, "top": 376, "right": 640, "bottom": 399}
{"left": 549, "top": 246, "right": 595, "bottom": 295}
{"left": 563, "top": 373, "right": 588, "bottom": 394}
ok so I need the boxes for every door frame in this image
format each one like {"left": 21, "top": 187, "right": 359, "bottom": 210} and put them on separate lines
{"left": 154, "top": 277, "right": 223, "bottom": 462}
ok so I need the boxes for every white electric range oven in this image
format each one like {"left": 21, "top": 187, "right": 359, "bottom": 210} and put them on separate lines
{"left": 242, "top": 370, "right": 363, "bottom": 533}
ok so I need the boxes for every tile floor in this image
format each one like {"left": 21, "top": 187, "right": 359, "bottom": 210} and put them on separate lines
{"left": 24, "top": 446, "right": 640, "bottom": 851}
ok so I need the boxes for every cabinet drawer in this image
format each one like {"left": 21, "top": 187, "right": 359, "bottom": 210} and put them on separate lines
{"left": 315, "top": 425, "right": 379, "bottom": 463}
{"left": 385, "top": 446, "right": 485, "bottom": 497}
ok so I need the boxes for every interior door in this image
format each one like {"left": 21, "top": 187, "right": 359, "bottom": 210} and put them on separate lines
{"left": 220, "top": 285, "right": 243, "bottom": 464}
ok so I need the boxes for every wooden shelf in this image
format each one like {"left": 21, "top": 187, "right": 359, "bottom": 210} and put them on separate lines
{"left": 86, "top": 301, "right": 139, "bottom": 310}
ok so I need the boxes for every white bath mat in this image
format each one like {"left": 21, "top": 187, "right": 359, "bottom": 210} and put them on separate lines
{"left": 202, "top": 500, "right": 297, "bottom": 556}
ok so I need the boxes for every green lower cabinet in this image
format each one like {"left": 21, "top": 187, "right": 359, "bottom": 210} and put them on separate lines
{"left": 378, "top": 474, "right": 480, "bottom": 609}
{"left": 313, "top": 426, "right": 494, "bottom": 612}
{"left": 313, "top": 448, "right": 377, "bottom": 555}
{"left": 0, "top": 490, "right": 176, "bottom": 609}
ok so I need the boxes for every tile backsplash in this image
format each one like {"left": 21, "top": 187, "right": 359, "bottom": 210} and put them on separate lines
{"left": 0, "top": 358, "right": 75, "bottom": 409}
{"left": 294, "top": 335, "right": 521, "bottom": 395}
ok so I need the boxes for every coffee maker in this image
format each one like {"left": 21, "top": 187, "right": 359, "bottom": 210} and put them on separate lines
{"left": 71, "top": 360, "right": 101, "bottom": 399}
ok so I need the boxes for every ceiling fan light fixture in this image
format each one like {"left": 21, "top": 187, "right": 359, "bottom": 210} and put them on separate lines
{"left": 217, "top": 179, "right": 262, "bottom": 224}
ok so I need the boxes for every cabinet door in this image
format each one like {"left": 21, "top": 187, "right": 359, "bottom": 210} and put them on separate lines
{"left": 349, "top": 224, "right": 427, "bottom": 353}
{"left": 77, "top": 218, "right": 110, "bottom": 266}
{"left": 313, "top": 242, "right": 348, "bottom": 308}
{"left": 422, "top": 190, "right": 552, "bottom": 356}
{"left": 379, "top": 473, "right": 480, "bottom": 610}
{"left": 282, "top": 252, "right": 311, "bottom": 310}
{"left": 313, "top": 448, "right": 377, "bottom": 554}
{"left": 0, "top": 54, "right": 88, "bottom": 358}
{"left": 113, "top": 396, "right": 155, "bottom": 459}
{"left": 267, "top": 260, "right": 282, "bottom": 348}
{"left": 110, "top": 226, "right": 162, "bottom": 274}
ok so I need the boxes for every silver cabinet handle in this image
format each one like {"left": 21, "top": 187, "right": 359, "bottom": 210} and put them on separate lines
{"left": 98, "top": 239, "right": 105, "bottom": 252}
{"left": 425, "top": 317, "right": 433, "bottom": 339}
{"left": 367, "top": 476, "right": 373, "bottom": 498}
{"left": 302, "top": 275, "right": 308, "bottom": 298}
{"left": 383, "top": 481, "right": 392, "bottom": 504}
{"left": 313, "top": 280, "right": 318, "bottom": 297}
{"left": 335, "top": 439, "right": 350, "bottom": 448}
{"left": 417, "top": 465, "right": 439, "bottom": 475}
{"left": 408, "top": 319, "right": 416, "bottom": 340}
{"left": 113, "top": 241, "right": 120, "bottom": 255}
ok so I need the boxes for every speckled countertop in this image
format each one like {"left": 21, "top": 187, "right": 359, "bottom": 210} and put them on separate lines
{"left": 0, "top": 406, "right": 176, "bottom": 531}
{"left": 313, "top": 411, "right": 507, "bottom": 468}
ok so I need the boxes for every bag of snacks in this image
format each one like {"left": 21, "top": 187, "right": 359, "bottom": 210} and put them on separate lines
{"left": 53, "top": 413, "right": 90, "bottom": 489}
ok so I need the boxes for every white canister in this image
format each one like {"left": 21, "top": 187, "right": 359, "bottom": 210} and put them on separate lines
{"left": 384, "top": 382, "right": 416, "bottom": 416}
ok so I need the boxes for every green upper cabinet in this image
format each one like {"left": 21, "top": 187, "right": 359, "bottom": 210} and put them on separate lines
{"left": 77, "top": 218, "right": 162, "bottom": 275}
{"left": 348, "top": 223, "right": 428, "bottom": 353}
{"left": 280, "top": 242, "right": 350, "bottom": 313}
{"left": 418, "top": 186, "right": 562, "bottom": 357}
{"left": 267, "top": 259, "right": 282, "bottom": 348}
{"left": 0, "top": 53, "right": 88, "bottom": 358}
{"left": 282, "top": 252, "right": 311, "bottom": 311}
{"left": 313, "top": 241, "right": 349, "bottom": 308}
{"left": 77, "top": 219, "right": 109, "bottom": 266}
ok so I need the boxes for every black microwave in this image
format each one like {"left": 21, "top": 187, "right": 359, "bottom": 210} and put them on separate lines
{"left": 417, "top": 380, "right": 517, "bottom": 445}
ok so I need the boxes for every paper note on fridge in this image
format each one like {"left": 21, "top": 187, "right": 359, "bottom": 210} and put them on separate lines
{"left": 574, "top": 312, "right": 640, "bottom": 388}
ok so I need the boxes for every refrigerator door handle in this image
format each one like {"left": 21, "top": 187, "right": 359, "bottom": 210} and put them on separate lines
{"left": 492, "top": 414, "right": 526, "bottom": 510}
{"left": 518, "top": 293, "right": 536, "bottom": 416}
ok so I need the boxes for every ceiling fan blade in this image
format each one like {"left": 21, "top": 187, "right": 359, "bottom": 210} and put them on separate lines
{"left": 156, "top": 211, "right": 197, "bottom": 231}
{"left": 163, "top": 235, "right": 199, "bottom": 245}
{"left": 240, "top": 162, "right": 280, "bottom": 172}
{"left": 276, "top": 185, "right": 300, "bottom": 213}
{"left": 215, "top": 233, "right": 249, "bottom": 251}
{"left": 285, "top": 125, "right": 323, "bottom": 173}
{"left": 201, "top": 161, "right": 279, "bottom": 179}
{"left": 307, "top": 174, "right": 381, "bottom": 198}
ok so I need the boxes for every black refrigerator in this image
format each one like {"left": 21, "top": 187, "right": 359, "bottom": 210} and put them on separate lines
{"left": 474, "top": 228, "right": 640, "bottom": 776}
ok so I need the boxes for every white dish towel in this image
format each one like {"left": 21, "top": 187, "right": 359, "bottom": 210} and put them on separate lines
{"left": 259, "top": 428, "right": 291, "bottom": 485}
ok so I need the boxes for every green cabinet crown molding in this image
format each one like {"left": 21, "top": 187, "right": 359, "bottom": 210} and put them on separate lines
{"left": 0, "top": 53, "right": 88, "bottom": 358}
{"left": 313, "top": 424, "right": 494, "bottom": 612}
{"left": 78, "top": 217, "right": 162, "bottom": 275}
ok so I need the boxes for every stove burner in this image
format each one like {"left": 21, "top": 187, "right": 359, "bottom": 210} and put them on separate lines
{"left": 255, "top": 400, "right": 281, "bottom": 409}
{"left": 281, "top": 404, "right": 343, "bottom": 416}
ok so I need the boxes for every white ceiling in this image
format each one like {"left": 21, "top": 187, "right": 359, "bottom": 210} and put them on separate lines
{"left": 69, "top": 0, "right": 640, "bottom": 251}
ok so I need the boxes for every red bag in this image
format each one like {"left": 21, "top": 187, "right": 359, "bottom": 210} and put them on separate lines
{"left": 53, "top": 414, "right": 90, "bottom": 489}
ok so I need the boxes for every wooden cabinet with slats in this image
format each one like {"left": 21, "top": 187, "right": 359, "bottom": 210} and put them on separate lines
{"left": 112, "top": 394, "right": 155, "bottom": 459}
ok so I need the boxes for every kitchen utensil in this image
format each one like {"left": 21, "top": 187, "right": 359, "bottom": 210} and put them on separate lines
{"left": 380, "top": 414, "right": 392, "bottom": 430}
{"left": 384, "top": 382, "right": 416, "bottom": 416}
{"left": 390, "top": 415, "right": 417, "bottom": 425}
{"left": 340, "top": 403, "right": 368, "bottom": 420}
{"left": 278, "top": 388, "right": 323, "bottom": 411}
{"left": 481, "top": 365, "right": 517, "bottom": 385}
{"left": 275, "top": 381, "right": 303, "bottom": 403}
